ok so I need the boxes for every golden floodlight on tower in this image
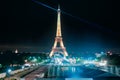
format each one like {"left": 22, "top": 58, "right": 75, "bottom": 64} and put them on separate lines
{"left": 49, "top": 5, "right": 68, "bottom": 57}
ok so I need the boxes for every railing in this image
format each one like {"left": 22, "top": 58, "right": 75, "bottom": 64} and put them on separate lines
{"left": 99, "top": 65, "right": 120, "bottom": 76}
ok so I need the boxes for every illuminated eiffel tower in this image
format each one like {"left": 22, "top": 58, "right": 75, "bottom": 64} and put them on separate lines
{"left": 49, "top": 6, "right": 68, "bottom": 57}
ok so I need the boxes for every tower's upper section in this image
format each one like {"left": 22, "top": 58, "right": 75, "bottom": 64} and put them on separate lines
{"left": 56, "top": 5, "right": 62, "bottom": 37}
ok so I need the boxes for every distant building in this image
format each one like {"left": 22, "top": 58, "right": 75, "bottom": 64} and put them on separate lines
{"left": 15, "top": 49, "right": 18, "bottom": 53}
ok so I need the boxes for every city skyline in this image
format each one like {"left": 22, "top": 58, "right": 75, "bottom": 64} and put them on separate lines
{"left": 0, "top": 0, "right": 118, "bottom": 53}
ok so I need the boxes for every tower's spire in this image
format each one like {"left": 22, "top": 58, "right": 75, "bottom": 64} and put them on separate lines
{"left": 58, "top": 5, "right": 60, "bottom": 11}
{"left": 56, "top": 5, "right": 62, "bottom": 37}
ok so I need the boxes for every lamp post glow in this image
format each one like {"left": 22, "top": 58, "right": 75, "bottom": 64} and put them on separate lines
{"left": 7, "top": 69, "right": 12, "bottom": 73}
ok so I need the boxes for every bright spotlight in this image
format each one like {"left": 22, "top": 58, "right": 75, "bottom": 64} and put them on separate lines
{"left": 99, "top": 60, "right": 107, "bottom": 66}
{"left": 7, "top": 69, "right": 12, "bottom": 73}
{"left": 22, "top": 66, "right": 25, "bottom": 69}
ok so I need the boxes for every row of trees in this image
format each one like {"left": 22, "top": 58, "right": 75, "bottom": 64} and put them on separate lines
{"left": 0, "top": 50, "right": 47, "bottom": 73}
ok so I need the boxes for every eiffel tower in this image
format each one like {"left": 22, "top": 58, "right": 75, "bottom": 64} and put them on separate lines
{"left": 49, "top": 6, "right": 68, "bottom": 57}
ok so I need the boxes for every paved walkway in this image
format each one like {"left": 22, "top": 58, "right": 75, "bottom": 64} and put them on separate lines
{"left": 4, "top": 66, "right": 39, "bottom": 80}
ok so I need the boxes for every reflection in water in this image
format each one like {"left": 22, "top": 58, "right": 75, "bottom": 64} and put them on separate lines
{"left": 48, "top": 66, "right": 83, "bottom": 78}
{"left": 71, "top": 67, "right": 76, "bottom": 72}
{"left": 61, "top": 67, "right": 69, "bottom": 71}
{"left": 47, "top": 65, "right": 119, "bottom": 78}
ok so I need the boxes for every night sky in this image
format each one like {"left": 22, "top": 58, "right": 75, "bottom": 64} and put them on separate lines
{"left": 0, "top": 0, "right": 119, "bottom": 53}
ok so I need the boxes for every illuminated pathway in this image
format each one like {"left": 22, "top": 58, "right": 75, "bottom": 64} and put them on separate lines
{"left": 23, "top": 65, "right": 48, "bottom": 80}
{"left": 4, "top": 66, "right": 39, "bottom": 80}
